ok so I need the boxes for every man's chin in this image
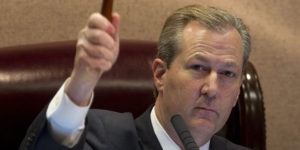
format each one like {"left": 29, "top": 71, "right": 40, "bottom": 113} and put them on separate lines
{"left": 190, "top": 118, "right": 216, "bottom": 136}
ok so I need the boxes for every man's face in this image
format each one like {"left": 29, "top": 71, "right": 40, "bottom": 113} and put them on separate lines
{"left": 154, "top": 21, "right": 244, "bottom": 141}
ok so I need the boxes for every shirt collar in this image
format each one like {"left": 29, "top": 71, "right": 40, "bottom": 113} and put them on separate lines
{"left": 150, "top": 106, "right": 210, "bottom": 150}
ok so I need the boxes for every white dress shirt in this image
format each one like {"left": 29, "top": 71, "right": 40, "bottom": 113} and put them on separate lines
{"left": 46, "top": 80, "right": 210, "bottom": 149}
{"left": 46, "top": 79, "right": 92, "bottom": 146}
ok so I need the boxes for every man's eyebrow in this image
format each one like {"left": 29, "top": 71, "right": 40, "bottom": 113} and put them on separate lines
{"left": 186, "top": 53, "right": 239, "bottom": 69}
{"left": 220, "top": 62, "right": 239, "bottom": 69}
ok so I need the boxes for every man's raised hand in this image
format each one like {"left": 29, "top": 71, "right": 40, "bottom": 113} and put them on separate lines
{"left": 65, "top": 13, "right": 120, "bottom": 106}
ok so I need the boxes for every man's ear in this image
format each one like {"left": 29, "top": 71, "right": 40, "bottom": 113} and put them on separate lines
{"left": 152, "top": 58, "right": 167, "bottom": 94}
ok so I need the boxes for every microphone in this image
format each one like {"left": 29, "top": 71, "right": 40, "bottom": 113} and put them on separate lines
{"left": 171, "top": 114, "right": 199, "bottom": 150}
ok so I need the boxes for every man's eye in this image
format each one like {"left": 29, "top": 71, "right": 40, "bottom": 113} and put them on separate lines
{"left": 191, "top": 65, "right": 205, "bottom": 71}
{"left": 222, "top": 71, "right": 236, "bottom": 78}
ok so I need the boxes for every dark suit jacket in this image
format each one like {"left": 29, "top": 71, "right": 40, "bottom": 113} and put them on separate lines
{"left": 19, "top": 106, "right": 251, "bottom": 150}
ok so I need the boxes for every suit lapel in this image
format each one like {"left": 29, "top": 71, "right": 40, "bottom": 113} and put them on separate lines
{"left": 135, "top": 105, "right": 163, "bottom": 150}
{"left": 209, "top": 135, "right": 229, "bottom": 150}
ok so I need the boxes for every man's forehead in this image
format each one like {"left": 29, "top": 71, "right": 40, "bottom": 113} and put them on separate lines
{"left": 182, "top": 21, "right": 242, "bottom": 42}
{"left": 179, "top": 21, "right": 244, "bottom": 66}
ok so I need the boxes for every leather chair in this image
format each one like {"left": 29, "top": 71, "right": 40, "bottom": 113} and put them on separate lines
{"left": 0, "top": 40, "right": 265, "bottom": 149}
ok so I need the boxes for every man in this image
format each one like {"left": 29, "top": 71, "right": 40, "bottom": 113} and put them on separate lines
{"left": 20, "top": 5, "right": 251, "bottom": 150}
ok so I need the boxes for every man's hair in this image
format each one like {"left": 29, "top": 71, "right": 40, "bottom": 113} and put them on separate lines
{"left": 154, "top": 5, "right": 251, "bottom": 98}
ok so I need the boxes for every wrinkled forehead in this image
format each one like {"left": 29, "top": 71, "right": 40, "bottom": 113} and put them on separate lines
{"left": 178, "top": 21, "right": 244, "bottom": 66}
{"left": 182, "top": 21, "right": 242, "bottom": 45}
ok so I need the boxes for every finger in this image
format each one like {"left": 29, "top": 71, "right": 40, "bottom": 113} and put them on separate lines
{"left": 110, "top": 12, "right": 120, "bottom": 56}
{"left": 77, "top": 38, "right": 114, "bottom": 61}
{"left": 88, "top": 13, "right": 116, "bottom": 36}
{"left": 111, "top": 12, "right": 121, "bottom": 40}
{"left": 84, "top": 28, "right": 114, "bottom": 49}
{"left": 111, "top": 13, "right": 120, "bottom": 32}
{"left": 77, "top": 50, "right": 112, "bottom": 72}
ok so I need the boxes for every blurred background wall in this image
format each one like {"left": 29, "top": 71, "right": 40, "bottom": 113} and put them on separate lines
{"left": 0, "top": 0, "right": 299, "bottom": 149}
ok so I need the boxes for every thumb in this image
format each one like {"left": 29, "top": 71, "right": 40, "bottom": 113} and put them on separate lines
{"left": 111, "top": 12, "right": 121, "bottom": 35}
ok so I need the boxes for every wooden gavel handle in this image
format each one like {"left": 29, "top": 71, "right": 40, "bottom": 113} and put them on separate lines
{"left": 101, "top": 0, "right": 113, "bottom": 22}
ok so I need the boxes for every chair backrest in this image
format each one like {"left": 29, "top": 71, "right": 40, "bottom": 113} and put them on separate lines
{"left": 0, "top": 40, "right": 265, "bottom": 150}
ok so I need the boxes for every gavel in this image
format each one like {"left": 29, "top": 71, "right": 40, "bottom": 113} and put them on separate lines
{"left": 101, "top": 0, "right": 113, "bottom": 22}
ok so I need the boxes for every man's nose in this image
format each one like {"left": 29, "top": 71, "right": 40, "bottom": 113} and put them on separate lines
{"left": 201, "top": 71, "right": 218, "bottom": 99}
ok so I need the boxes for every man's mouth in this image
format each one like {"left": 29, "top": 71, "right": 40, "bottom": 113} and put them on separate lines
{"left": 195, "top": 107, "right": 220, "bottom": 117}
